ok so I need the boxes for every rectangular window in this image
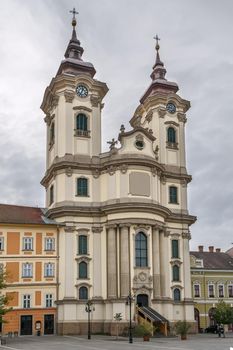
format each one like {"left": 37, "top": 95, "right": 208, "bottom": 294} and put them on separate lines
{"left": 169, "top": 186, "right": 178, "bottom": 204}
{"left": 49, "top": 185, "right": 54, "bottom": 205}
{"left": 218, "top": 285, "right": 224, "bottom": 298}
{"left": 22, "top": 263, "right": 33, "bottom": 278}
{"left": 194, "top": 284, "right": 200, "bottom": 297}
{"left": 45, "top": 238, "right": 55, "bottom": 251}
{"left": 78, "top": 235, "right": 87, "bottom": 255}
{"left": 0, "top": 237, "right": 4, "bottom": 250}
{"left": 171, "top": 240, "right": 179, "bottom": 258}
{"left": 44, "top": 263, "right": 55, "bottom": 277}
{"left": 45, "top": 294, "right": 53, "bottom": 308}
{"left": 77, "top": 178, "right": 88, "bottom": 197}
{"left": 228, "top": 285, "right": 233, "bottom": 297}
{"left": 208, "top": 284, "right": 215, "bottom": 298}
{"left": 23, "top": 237, "right": 33, "bottom": 250}
{"left": 23, "top": 295, "right": 31, "bottom": 309}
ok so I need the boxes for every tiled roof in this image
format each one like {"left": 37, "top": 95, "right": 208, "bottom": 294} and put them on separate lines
{"left": 0, "top": 204, "right": 57, "bottom": 225}
{"left": 190, "top": 251, "right": 233, "bottom": 270}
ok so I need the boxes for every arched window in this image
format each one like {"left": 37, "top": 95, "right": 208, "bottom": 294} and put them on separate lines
{"left": 169, "top": 186, "right": 178, "bottom": 204}
{"left": 77, "top": 178, "right": 88, "bottom": 197}
{"left": 78, "top": 235, "right": 87, "bottom": 255}
{"left": 49, "top": 185, "right": 54, "bottom": 205}
{"left": 173, "top": 288, "right": 181, "bottom": 301}
{"left": 76, "top": 113, "right": 87, "bottom": 131}
{"left": 135, "top": 232, "right": 148, "bottom": 267}
{"left": 79, "top": 261, "right": 87, "bottom": 279}
{"left": 79, "top": 286, "right": 88, "bottom": 300}
{"left": 172, "top": 265, "right": 180, "bottom": 281}
{"left": 167, "top": 127, "right": 176, "bottom": 143}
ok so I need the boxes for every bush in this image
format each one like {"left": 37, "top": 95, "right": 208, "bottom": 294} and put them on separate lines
{"left": 174, "top": 321, "right": 191, "bottom": 336}
{"left": 133, "top": 323, "right": 152, "bottom": 337}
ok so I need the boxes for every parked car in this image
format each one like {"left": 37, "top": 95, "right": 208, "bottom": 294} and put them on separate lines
{"left": 205, "top": 325, "right": 218, "bottom": 333}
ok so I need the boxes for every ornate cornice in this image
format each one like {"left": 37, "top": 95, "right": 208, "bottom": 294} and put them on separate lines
{"left": 73, "top": 106, "right": 92, "bottom": 112}
{"left": 177, "top": 112, "right": 187, "bottom": 123}
{"left": 182, "top": 231, "right": 191, "bottom": 240}
{"left": 90, "top": 95, "right": 101, "bottom": 107}
{"left": 91, "top": 226, "right": 103, "bottom": 233}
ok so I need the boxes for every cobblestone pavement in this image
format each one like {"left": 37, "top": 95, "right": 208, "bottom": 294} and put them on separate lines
{"left": 0, "top": 334, "right": 233, "bottom": 350}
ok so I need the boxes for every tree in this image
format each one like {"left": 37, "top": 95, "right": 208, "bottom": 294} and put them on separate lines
{"left": 0, "top": 269, "right": 12, "bottom": 327}
{"left": 214, "top": 300, "right": 233, "bottom": 325}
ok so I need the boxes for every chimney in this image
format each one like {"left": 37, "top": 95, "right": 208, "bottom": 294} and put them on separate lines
{"left": 198, "top": 245, "right": 204, "bottom": 252}
{"left": 216, "top": 248, "right": 221, "bottom": 253}
{"left": 209, "top": 246, "right": 214, "bottom": 252}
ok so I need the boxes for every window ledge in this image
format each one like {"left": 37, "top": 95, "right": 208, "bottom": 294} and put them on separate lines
{"left": 22, "top": 249, "right": 34, "bottom": 252}
{"left": 75, "top": 195, "right": 90, "bottom": 198}
{"left": 74, "top": 130, "right": 91, "bottom": 138}
{"left": 44, "top": 249, "right": 55, "bottom": 252}
{"left": 168, "top": 202, "right": 179, "bottom": 205}
{"left": 166, "top": 142, "right": 178, "bottom": 150}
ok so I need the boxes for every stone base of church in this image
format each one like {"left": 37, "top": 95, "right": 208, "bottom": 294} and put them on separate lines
{"left": 57, "top": 321, "right": 130, "bottom": 336}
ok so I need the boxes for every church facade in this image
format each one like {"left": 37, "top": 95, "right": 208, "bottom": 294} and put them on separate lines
{"left": 40, "top": 11, "right": 196, "bottom": 335}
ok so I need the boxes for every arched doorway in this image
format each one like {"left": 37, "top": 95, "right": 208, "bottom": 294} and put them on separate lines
{"left": 136, "top": 294, "right": 148, "bottom": 307}
{"left": 194, "top": 308, "right": 200, "bottom": 332}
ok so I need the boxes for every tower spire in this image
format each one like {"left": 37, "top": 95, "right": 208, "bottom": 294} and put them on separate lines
{"left": 150, "top": 34, "right": 166, "bottom": 81}
{"left": 64, "top": 7, "right": 84, "bottom": 60}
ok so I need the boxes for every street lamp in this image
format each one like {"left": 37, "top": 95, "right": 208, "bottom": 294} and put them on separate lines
{"left": 85, "top": 300, "right": 95, "bottom": 339}
{"left": 126, "top": 293, "right": 134, "bottom": 344}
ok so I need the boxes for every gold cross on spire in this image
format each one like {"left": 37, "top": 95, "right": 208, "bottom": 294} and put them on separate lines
{"left": 69, "top": 7, "right": 79, "bottom": 27}
{"left": 153, "top": 34, "right": 160, "bottom": 51}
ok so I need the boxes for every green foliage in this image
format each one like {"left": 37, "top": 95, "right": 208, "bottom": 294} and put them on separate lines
{"left": 0, "top": 269, "right": 13, "bottom": 323}
{"left": 214, "top": 300, "right": 233, "bottom": 325}
{"left": 133, "top": 323, "right": 152, "bottom": 337}
{"left": 174, "top": 321, "right": 191, "bottom": 336}
{"left": 114, "top": 313, "right": 122, "bottom": 321}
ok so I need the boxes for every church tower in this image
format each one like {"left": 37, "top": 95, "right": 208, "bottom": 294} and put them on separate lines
{"left": 41, "top": 11, "right": 196, "bottom": 335}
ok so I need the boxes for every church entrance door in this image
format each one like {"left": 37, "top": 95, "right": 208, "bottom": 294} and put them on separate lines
{"left": 137, "top": 294, "right": 148, "bottom": 307}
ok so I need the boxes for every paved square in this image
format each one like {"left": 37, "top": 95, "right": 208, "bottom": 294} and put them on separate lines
{"left": 1, "top": 334, "right": 233, "bottom": 350}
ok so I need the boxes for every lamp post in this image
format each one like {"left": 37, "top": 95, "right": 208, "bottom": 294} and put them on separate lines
{"left": 85, "top": 300, "right": 95, "bottom": 340}
{"left": 126, "top": 293, "right": 134, "bottom": 344}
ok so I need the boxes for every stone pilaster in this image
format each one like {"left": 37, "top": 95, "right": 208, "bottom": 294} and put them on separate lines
{"left": 120, "top": 225, "right": 130, "bottom": 297}
{"left": 107, "top": 226, "right": 117, "bottom": 298}
{"left": 152, "top": 226, "right": 161, "bottom": 298}
{"left": 92, "top": 226, "right": 103, "bottom": 298}
{"left": 159, "top": 230, "right": 170, "bottom": 297}
{"left": 64, "top": 227, "right": 75, "bottom": 298}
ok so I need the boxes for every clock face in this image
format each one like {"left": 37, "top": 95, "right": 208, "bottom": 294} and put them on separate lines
{"left": 166, "top": 102, "right": 176, "bottom": 114}
{"left": 76, "top": 84, "right": 88, "bottom": 98}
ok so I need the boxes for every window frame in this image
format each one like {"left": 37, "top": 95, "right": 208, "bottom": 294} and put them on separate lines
{"left": 44, "top": 262, "right": 55, "bottom": 278}
{"left": 45, "top": 293, "right": 53, "bottom": 308}
{"left": 228, "top": 284, "right": 233, "bottom": 298}
{"left": 23, "top": 237, "right": 33, "bottom": 251}
{"left": 208, "top": 284, "right": 215, "bottom": 298}
{"left": 171, "top": 239, "right": 179, "bottom": 258}
{"left": 173, "top": 288, "right": 181, "bottom": 301}
{"left": 76, "top": 177, "right": 88, "bottom": 197}
{"left": 75, "top": 113, "right": 90, "bottom": 137}
{"left": 169, "top": 186, "right": 178, "bottom": 204}
{"left": 49, "top": 185, "right": 54, "bottom": 205}
{"left": 78, "top": 261, "right": 88, "bottom": 279}
{"left": 45, "top": 237, "right": 55, "bottom": 251}
{"left": 135, "top": 231, "right": 148, "bottom": 267}
{"left": 22, "top": 263, "right": 33, "bottom": 278}
{"left": 172, "top": 265, "right": 180, "bottom": 282}
{"left": 49, "top": 122, "right": 55, "bottom": 146}
{"left": 78, "top": 235, "right": 88, "bottom": 255}
{"left": 194, "top": 283, "right": 200, "bottom": 298}
{"left": 218, "top": 284, "right": 224, "bottom": 298}
{"left": 167, "top": 126, "right": 176, "bottom": 144}
{"left": 0, "top": 237, "right": 4, "bottom": 251}
{"left": 23, "top": 294, "right": 31, "bottom": 309}
{"left": 79, "top": 286, "right": 88, "bottom": 300}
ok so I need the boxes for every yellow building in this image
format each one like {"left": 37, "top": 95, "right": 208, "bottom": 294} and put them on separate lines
{"left": 190, "top": 245, "right": 233, "bottom": 332}
{"left": 0, "top": 204, "right": 58, "bottom": 336}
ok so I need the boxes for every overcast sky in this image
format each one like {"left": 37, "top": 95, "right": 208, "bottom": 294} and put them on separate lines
{"left": 0, "top": 0, "right": 233, "bottom": 251}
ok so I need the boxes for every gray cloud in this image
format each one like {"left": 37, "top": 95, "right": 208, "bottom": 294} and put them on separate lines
{"left": 0, "top": 0, "right": 233, "bottom": 251}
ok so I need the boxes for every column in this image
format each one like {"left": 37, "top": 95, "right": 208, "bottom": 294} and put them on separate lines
{"left": 159, "top": 230, "right": 170, "bottom": 298}
{"left": 120, "top": 225, "right": 130, "bottom": 297}
{"left": 107, "top": 225, "right": 117, "bottom": 298}
{"left": 182, "top": 232, "right": 192, "bottom": 299}
{"left": 92, "top": 226, "right": 103, "bottom": 298}
{"left": 64, "top": 227, "right": 75, "bottom": 298}
{"left": 152, "top": 226, "right": 161, "bottom": 298}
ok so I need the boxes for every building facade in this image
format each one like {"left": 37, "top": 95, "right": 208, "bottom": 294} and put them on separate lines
{"left": 0, "top": 204, "right": 58, "bottom": 336}
{"left": 190, "top": 245, "right": 233, "bottom": 332}
{"left": 39, "top": 13, "right": 196, "bottom": 334}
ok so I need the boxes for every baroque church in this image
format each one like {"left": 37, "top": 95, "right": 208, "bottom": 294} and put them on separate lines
{"left": 0, "top": 10, "right": 196, "bottom": 335}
